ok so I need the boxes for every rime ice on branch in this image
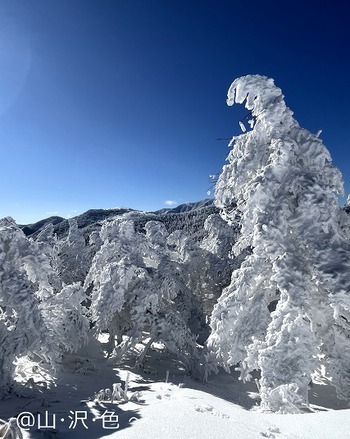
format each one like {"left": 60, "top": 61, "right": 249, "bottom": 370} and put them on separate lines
{"left": 207, "top": 74, "right": 350, "bottom": 412}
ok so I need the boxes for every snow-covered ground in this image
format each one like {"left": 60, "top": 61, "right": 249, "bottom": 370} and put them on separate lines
{"left": 1, "top": 338, "right": 349, "bottom": 439}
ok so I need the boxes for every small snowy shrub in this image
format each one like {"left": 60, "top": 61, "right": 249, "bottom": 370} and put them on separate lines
{"left": 262, "top": 383, "right": 304, "bottom": 414}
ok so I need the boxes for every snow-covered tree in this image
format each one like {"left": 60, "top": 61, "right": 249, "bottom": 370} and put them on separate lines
{"left": 85, "top": 216, "right": 206, "bottom": 371}
{"left": 84, "top": 217, "right": 149, "bottom": 352}
{"left": 144, "top": 222, "right": 206, "bottom": 371}
{"left": 206, "top": 75, "right": 350, "bottom": 411}
{"left": 0, "top": 218, "right": 89, "bottom": 394}
{"left": 56, "top": 218, "right": 89, "bottom": 285}
{"left": 35, "top": 223, "right": 62, "bottom": 292}
{"left": 199, "top": 214, "right": 239, "bottom": 315}
{"left": 165, "top": 214, "right": 236, "bottom": 319}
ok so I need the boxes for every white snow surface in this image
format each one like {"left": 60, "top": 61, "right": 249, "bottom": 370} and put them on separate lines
{"left": 1, "top": 339, "right": 348, "bottom": 439}
{"left": 105, "top": 383, "right": 349, "bottom": 439}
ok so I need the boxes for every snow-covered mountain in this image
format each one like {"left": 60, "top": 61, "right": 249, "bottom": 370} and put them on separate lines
{"left": 20, "top": 199, "right": 217, "bottom": 241}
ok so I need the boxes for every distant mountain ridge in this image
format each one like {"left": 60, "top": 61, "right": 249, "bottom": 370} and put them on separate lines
{"left": 153, "top": 199, "right": 214, "bottom": 215}
{"left": 20, "top": 199, "right": 217, "bottom": 240}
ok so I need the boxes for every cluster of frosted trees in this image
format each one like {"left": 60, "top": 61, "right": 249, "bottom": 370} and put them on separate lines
{"left": 0, "top": 209, "right": 232, "bottom": 393}
{"left": 1, "top": 75, "right": 350, "bottom": 413}
{"left": 83, "top": 211, "right": 234, "bottom": 372}
{"left": 85, "top": 217, "right": 207, "bottom": 369}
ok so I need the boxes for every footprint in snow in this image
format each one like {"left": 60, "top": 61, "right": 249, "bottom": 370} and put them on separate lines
{"left": 260, "top": 426, "right": 281, "bottom": 438}
{"left": 156, "top": 393, "right": 171, "bottom": 400}
{"left": 195, "top": 405, "right": 213, "bottom": 413}
{"left": 194, "top": 405, "right": 230, "bottom": 419}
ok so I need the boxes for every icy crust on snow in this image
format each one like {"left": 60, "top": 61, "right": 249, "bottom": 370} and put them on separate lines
{"left": 209, "top": 75, "right": 350, "bottom": 411}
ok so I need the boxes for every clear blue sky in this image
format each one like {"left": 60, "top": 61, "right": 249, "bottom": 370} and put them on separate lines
{"left": 0, "top": 0, "right": 349, "bottom": 224}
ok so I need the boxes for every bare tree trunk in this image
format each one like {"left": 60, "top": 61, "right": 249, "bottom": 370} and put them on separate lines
{"left": 135, "top": 337, "right": 155, "bottom": 369}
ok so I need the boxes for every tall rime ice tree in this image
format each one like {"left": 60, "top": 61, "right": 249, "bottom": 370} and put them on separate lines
{"left": 207, "top": 75, "right": 350, "bottom": 412}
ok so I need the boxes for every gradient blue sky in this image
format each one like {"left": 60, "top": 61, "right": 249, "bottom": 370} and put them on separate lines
{"left": 0, "top": 0, "right": 349, "bottom": 224}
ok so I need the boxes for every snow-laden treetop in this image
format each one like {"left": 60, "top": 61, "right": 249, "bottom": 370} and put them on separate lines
{"left": 227, "top": 74, "right": 294, "bottom": 131}
{"left": 216, "top": 74, "right": 343, "bottom": 225}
